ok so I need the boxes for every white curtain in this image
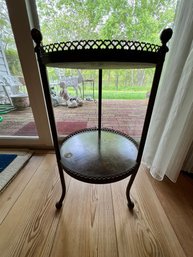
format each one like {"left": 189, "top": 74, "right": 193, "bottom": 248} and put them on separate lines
{"left": 183, "top": 141, "right": 193, "bottom": 172}
{"left": 142, "top": 0, "right": 193, "bottom": 182}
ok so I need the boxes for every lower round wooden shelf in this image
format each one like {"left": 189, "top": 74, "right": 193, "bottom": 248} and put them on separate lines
{"left": 60, "top": 128, "right": 139, "bottom": 184}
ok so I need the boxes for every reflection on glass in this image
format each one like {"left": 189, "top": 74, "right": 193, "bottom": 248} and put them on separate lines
{"left": 35, "top": 0, "right": 177, "bottom": 141}
{"left": 0, "top": 0, "right": 37, "bottom": 137}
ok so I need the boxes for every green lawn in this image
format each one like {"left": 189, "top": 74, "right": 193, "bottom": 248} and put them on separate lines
{"left": 99, "top": 90, "right": 148, "bottom": 99}
{"left": 67, "top": 86, "right": 150, "bottom": 100}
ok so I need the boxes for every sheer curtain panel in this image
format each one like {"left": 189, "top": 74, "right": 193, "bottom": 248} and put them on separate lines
{"left": 142, "top": 0, "right": 193, "bottom": 182}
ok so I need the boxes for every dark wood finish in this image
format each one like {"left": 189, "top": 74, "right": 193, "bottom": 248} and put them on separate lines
{"left": 31, "top": 28, "right": 172, "bottom": 210}
{"left": 60, "top": 128, "right": 138, "bottom": 184}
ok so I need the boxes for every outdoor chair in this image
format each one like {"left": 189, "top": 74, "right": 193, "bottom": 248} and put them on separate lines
{"left": 0, "top": 43, "right": 28, "bottom": 111}
{"left": 82, "top": 76, "right": 95, "bottom": 100}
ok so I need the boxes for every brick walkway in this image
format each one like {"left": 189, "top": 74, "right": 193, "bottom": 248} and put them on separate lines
{"left": 0, "top": 99, "right": 148, "bottom": 142}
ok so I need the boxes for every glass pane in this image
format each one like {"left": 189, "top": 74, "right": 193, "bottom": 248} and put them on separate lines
{"left": 36, "top": 0, "right": 177, "bottom": 142}
{"left": 0, "top": 0, "right": 37, "bottom": 137}
{"left": 36, "top": 0, "right": 177, "bottom": 43}
{"left": 46, "top": 67, "right": 98, "bottom": 137}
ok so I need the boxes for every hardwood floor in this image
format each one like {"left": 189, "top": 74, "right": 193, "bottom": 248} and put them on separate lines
{"left": 0, "top": 152, "right": 192, "bottom": 257}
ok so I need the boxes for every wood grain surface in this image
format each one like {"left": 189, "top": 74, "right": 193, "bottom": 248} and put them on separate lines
{"left": 0, "top": 152, "right": 191, "bottom": 257}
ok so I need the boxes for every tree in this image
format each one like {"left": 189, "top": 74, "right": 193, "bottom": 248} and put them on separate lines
{"left": 0, "top": 0, "right": 22, "bottom": 75}
{"left": 0, "top": 0, "right": 17, "bottom": 49}
{"left": 0, "top": 0, "right": 177, "bottom": 85}
{"left": 36, "top": 0, "right": 177, "bottom": 43}
{"left": 36, "top": 0, "right": 177, "bottom": 88}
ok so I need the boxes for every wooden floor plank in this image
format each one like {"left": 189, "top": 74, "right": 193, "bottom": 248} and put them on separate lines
{"left": 39, "top": 172, "right": 71, "bottom": 257}
{"left": 111, "top": 168, "right": 186, "bottom": 257}
{"left": 0, "top": 154, "right": 61, "bottom": 257}
{"left": 50, "top": 180, "right": 118, "bottom": 257}
{"left": 0, "top": 153, "right": 192, "bottom": 257}
{"left": 147, "top": 167, "right": 193, "bottom": 257}
{"left": 0, "top": 154, "right": 43, "bottom": 224}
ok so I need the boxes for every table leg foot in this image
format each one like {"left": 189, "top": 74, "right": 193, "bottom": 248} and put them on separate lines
{"left": 126, "top": 168, "right": 139, "bottom": 210}
{"left": 127, "top": 199, "right": 134, "bottom": 210}
{"left": 55, "top": 201, "right": 63, "bottom": 209}
{"left": 55, "top": 162, "right": 66, "bottom": 210}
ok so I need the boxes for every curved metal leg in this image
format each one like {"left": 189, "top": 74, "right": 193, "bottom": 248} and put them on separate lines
{"left": 126, "top": 166, "right": 139, "bottom": 210}
{"left": 55, "top": 162, "right": 66, "bottom": 210}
